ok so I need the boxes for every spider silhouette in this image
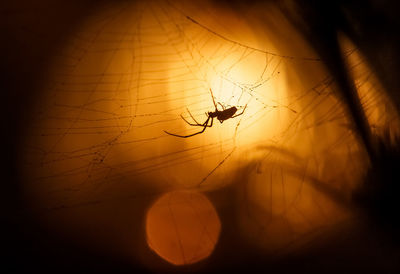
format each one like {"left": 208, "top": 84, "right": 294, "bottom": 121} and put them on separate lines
{"left": 164, "top": 89, "right": 247, "bottom": 138}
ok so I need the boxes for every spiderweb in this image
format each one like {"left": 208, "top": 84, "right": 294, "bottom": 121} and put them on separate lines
{"left": 24, "top": 1, "right": 301, "bottom": 193}
{"left": 20, "top": 0, "right": 393, "bottom": 257}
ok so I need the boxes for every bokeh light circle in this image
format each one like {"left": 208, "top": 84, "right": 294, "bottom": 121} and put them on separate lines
{"left": 145, "top": 190, "right": 221, "bottom": 265}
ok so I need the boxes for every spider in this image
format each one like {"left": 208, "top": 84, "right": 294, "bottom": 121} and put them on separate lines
{"left": 164, "top": 88, "right": 247, "bottom": 138}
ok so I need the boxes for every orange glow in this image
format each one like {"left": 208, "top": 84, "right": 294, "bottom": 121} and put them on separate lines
{"left": 18, "top": 0, "right": 381, "bottom": 266}
{"left": 145, "top": 191, "right": 220, "bottom": 265}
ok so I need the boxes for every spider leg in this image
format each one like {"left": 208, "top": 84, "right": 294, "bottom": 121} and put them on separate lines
{"left": 209, "top": 88, "right": 219, "bottom": 110}
{"left": 181, "top": 110, "right": 212, "bottom": 127}
{"left": 231, "top": 104, "right": 248, "bottom": 118}
{"left": 185, "top": 108, "right": 202, "bottom": 125}
{"left": 164, "top": 117, "right": 212, "bottom": 138}
{"left": 180, "top": 114, "right": 202, "bottom": 126}
{"left": 208, "top": 115, "right": 214, "bottom": 127}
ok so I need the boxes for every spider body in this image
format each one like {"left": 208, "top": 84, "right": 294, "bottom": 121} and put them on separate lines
{"left": 210, "top": 106, "right": 237, "bottom": 123}
{"left": 164, "top": 89, "right": 246, "bottom": 138}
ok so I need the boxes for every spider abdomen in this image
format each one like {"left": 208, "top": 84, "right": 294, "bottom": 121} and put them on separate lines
{"left": 216, "top": 107, "right": 237, "bottom": 122}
